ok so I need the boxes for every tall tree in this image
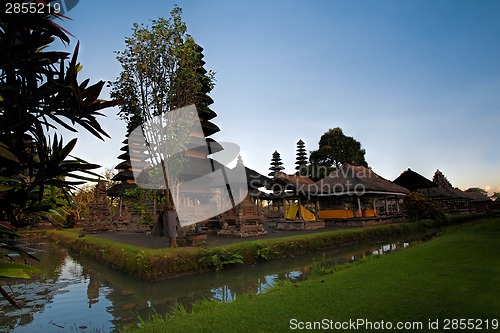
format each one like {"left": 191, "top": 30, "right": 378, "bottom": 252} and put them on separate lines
{"left": 309, "top": 127, "right": 368, "bottom": 179}
{"left": 268, "top": 151, "right": 285, "bottom": 177}
{"left": 294, "top": 139, "right": 308, "bottom": 175}
{"left": 111, "top": 6, "right": 218, "bottom": 245}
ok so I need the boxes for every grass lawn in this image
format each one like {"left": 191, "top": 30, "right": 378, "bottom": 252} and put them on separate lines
{"left": 125, "top": 218, "right": 500, "bottom": 332}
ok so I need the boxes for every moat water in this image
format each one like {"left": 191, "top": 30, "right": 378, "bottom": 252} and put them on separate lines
{"left": 0, "top": 231, "right": 435, "bottom": 333}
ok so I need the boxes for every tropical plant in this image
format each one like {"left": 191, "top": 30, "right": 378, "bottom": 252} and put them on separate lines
{"left": 253, "top": 245, "right": 278, "bottom": 262}
{"left": 200, "top": 249, "right": 244, "bottom": 271}
{"left": 0, "top": 222, "right": 41, "bottom": 307}
{"left": 0, "top": 0, "right": 121, "bottom": 224}
{"left": 0, "top": 0, "right": 120, "bottom": 305}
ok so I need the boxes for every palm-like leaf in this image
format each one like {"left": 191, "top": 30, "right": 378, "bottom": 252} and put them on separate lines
{"left": 1, "top": 0, "right": 125, "bottom": 307}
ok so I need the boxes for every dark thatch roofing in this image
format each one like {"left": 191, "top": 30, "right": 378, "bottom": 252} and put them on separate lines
{"left": 272, "top": 173, "right": 314, "bottom": 186}
{"left": 115, "top": 160, "right": 132, "bottom": 170}
{"left": 245, "top": 167, "right": 271, "bottom": 188}
{"left": 106, "top": 182, "right": 137, "bottom": 197}
{"left": 418, "top": 186, "right": 472, "bottom": 200}
{"left": 463, "top": 191, "right": 492, "bottom": 202}
{"left": 308, "top": 164, "right": 409, "bottom": 196}
{"left": 393, "top": 168, "right": 436, "bottom": 191}
{"left": 201, "top": 120, "right": 220, "bottom": 137}
{"left": 117, "top": 152, "right": 129, "bottom": 160}
{"left": 451, "top": 187, "right": 473, "bottom": 200}
{"left": 112, "top": 169, "right": 134, "bottom": 182}
{"left": 206, "top": 164, "right": 271, "bottom": 188}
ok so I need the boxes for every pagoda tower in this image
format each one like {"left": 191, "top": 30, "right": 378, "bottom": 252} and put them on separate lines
{"left": 268, "top": 150, "right": 285, "bottom": 177}
{"left": 294, "top": 139, "right": 308, "bottom": 175}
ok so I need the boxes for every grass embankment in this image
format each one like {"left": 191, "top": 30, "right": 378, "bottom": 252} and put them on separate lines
{"left": 46, "top": 213, "right": 486, "bottom": 280}
{"left": 127, "top": 217, "right": 500, "bottom": 333}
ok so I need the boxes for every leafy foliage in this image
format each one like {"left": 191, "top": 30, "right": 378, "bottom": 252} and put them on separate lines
{"left": 0, "top": 0, "right": 122, "bottom": 225}
{"left": 200, "top": 249, "right": 244, "bottom": 271}
{"left": 111, "top": 6, "right": 218, "bottom": 241}
{"left": 0, "top": 0, "right": 120, "bottom": 306}
{"left": 309, "top": 127, "right": 368, "bottom": 180}
{"left": 309, "top": 254, "right": 335, "bottom": 276}
{"left": 124, "top": 187, "right": 158, "bottom": 226}
{"left": 111, "top": 6, "right": 211, "bottom": 185}
{"left": 0, "top": 222, "right": 41, "bottom": 307}
{"left": 404, "top": 191, "right": 445, "bottom": 221}
{"left": 465, "top": 187, "right": 488, "bottom": 196}
{"left": 253, "top": 245, "right": 278, "bottom": 262}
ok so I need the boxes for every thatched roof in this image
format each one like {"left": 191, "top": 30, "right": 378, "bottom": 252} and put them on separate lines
{"left": 106, "top": 182, "right": 137, "bottom": 197}
{"left": 115, "top": 160, "right": 132, "bottom": 170}
{"left": 451, "top": 187, "right": 473, "bottom": 200}
{"left": 272, "top": 173, "right": 314, "bottom": 186}
{"left": 206, "top": 164, "right": 271, "bottom": 189}
{"left": 463, "top": 191, "right": 492, "bottom": 202}
{"left": 245, "top": 167, "right": 271, "bottom": 188}
{"left": 112, "top": 169, "right": 134, "bottom": 182}
{"left": 418, "top": 186, "right": 471, "bottom": 200}
{"left": 117, "top": 152, "right": 129, "bottom": 160}
{"left": 393, "top": 168, "right": 436, "bottom": 191}
{"left": 309, "top": 164, "right": 409, "bottom": 196}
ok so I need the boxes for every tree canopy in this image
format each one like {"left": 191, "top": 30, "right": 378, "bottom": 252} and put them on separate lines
{"left": 465, "top": 187, "right": 488, "bottom": 196}
{"left": 111, "top": 6, "right": 218, "bottom": 243}
{"left": 309, "top": 127, "right": 368, "bottom": 179}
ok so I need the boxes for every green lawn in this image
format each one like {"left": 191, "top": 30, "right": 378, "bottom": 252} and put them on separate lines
{"left": 125, "top": 218, "right": 500, "bottom": 333}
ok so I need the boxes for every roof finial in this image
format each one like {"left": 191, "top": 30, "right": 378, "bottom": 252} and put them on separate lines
{"left": 236, "top": 154, "right": 244, "bottom": 166}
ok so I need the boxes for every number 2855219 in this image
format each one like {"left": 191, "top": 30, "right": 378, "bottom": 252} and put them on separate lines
{"left": 5, "top": 2, "right": 61, "bottom": 14}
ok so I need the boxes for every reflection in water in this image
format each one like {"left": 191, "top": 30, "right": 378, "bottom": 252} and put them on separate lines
{"left": 0, "top": 232, "right": 435, "bottom": 332}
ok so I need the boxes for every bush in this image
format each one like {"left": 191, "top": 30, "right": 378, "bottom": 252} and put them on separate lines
{"left": 404, "top": 192, "right": 445, "bottom": 221}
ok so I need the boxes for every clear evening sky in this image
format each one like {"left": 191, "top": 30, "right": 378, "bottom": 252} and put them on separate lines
{"left": 55, "top": 0, "right": 500, "bottom": 194}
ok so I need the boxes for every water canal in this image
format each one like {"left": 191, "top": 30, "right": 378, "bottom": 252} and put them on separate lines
{"left": 0, "top": 231, "right": 435, "bottom": 333}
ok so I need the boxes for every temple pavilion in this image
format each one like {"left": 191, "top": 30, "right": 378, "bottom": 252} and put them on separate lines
{"left": 307, "top": 164, "right": 409, "bottom": 220}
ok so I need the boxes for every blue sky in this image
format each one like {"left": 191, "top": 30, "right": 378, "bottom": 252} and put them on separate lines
{"left": 56, "top": 0, "right": 500, "bottom": 194}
